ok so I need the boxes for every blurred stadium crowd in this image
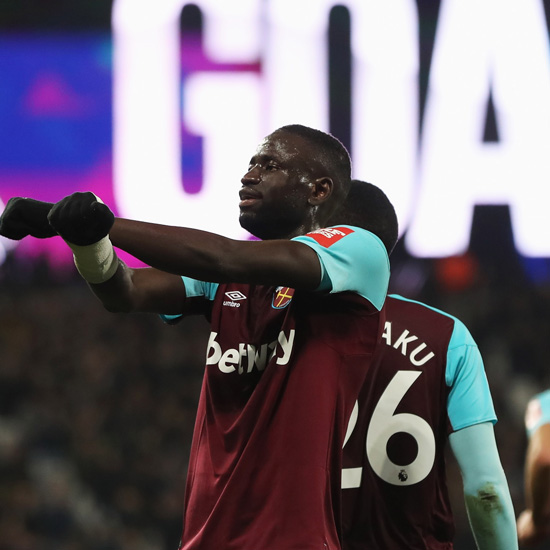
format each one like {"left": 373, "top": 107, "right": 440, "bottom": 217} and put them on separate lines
{"left": 1, "top": 237, "right": 550, "bottom": 550}
{"left": 0, "top": 257, "right": 208, "bottom": 550}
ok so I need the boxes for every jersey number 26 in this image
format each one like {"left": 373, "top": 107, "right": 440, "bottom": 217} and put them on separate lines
{"left": 342, "top": 370, "right": 436, "bottom": 488}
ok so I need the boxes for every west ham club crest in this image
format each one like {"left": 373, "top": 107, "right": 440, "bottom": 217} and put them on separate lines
{"left": 272, "top": 286, "right": 294, "bottom": 309}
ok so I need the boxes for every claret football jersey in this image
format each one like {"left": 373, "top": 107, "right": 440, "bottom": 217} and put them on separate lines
{"left": 163, "top": 227, "right": 390, "bottom": 550}
{"left": 341, "top": 295, "right": 496, "bottom": 550}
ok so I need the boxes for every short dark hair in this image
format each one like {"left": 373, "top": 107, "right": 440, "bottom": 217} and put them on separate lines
{"left": 275, "top": 124, "right": 352, "bottom": 199}
{"left": 327, "top": 179, "right": 399, "bottom": 255}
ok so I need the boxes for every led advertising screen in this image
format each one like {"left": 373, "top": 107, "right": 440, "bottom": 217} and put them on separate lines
{"left": 1, "top": 0, "right": 549, "bottom": 267}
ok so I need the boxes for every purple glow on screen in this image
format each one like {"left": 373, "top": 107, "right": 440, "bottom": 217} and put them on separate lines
{"left": 0, "top": 32, "right": 225, "bottom": 269}
{"left": 0, "top": 34, "right": 114, "bottom": 265}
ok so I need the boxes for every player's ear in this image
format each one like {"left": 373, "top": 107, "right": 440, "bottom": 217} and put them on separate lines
{"left": 308, "top": 177, "right": 333, "bottom": 206}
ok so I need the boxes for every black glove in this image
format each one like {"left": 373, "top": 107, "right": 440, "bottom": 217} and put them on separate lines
{"left": 0, "top": 197, "right": 56, "bottom": 240}
{"left": 47, "top": 192, "right": 115, "bottom": 246}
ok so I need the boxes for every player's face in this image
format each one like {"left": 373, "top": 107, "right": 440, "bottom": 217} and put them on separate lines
{"left": 239, "top": 131, "right": 322, "bottom": 240}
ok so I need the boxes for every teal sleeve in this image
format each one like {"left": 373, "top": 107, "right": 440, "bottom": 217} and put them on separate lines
{"left": 525, "top": 390, "right": 550, "bottom": 437}
{"left": 449, "top": 423, "right": 518, "bottom": 550}
{"left": 159, "top": 277, "right": 218, "bottom": 324}
{"left": 292, "top": 225, "right": 390, "bottom": 310}
{"left": 445, "top": 319, "right": 497, "bottom": 431}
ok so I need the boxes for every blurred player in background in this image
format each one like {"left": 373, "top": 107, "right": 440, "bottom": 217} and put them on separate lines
{"left": 517, "top": 390, "right": 550, "bottom": 547}
{"left": 0, "top": 126, "right": 396, "bottom": 550}
{"left": 329, "top": 180, "right": 518, "bottom": 550}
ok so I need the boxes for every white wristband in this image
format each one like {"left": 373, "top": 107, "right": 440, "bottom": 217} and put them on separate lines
{"left": 67, "top": 235, "right": 119, "bottom": 284}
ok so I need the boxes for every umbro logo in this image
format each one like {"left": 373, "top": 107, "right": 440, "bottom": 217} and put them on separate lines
{"left": 225, "top": 291, "right": 247, "bottom": 301}
{"left": 223, "top": 290, "right": 247, "bottom": 308}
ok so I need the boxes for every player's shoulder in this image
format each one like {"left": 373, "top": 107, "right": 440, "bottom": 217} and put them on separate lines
{"left": 293, "top": 225, "right": 389, "bottom": 308}
{"left": 531, "top": 389, "right": 550, "bottom": 402}
{"left": 296, "top": 225, "right": 386, "bottom": 252}
{"left": 387, "top": 294, "right": 457, "bottom": 320}
{"left": 527, "top": 389, "right": 550, "bottom": 414}
{"left": 525, "top": 389, "right": 550, "bottom": 434}
{"left": 387, "top": 294, "right": 474, "bottom": 348}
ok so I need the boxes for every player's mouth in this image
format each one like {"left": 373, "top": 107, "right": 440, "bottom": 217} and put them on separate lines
{"left": 239, "top": 188, "right": 262, "bottom": 208}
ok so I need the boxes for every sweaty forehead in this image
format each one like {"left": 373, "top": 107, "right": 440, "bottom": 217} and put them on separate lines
{"left": 255, "top": 131, "right": 320, "bottom": 168}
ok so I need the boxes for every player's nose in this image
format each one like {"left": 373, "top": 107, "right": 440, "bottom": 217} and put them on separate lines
{"left": 241, "top": 165, "right": 261, "bottom": 185}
